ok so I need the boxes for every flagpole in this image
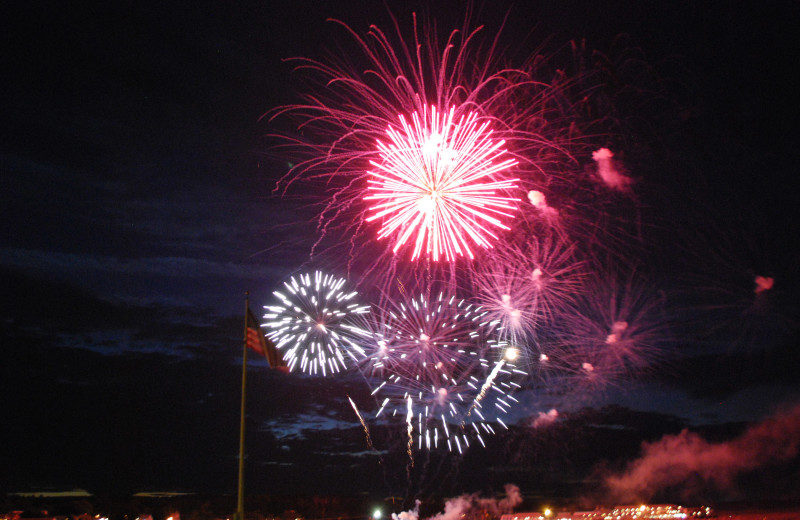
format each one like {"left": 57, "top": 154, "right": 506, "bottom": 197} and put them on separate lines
{"left": 236, "top": 292, "right": 250, "bottom": 520}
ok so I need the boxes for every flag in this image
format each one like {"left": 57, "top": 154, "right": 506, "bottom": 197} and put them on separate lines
{"left": 246, "top": 307, "right": 289, "bottom": 372}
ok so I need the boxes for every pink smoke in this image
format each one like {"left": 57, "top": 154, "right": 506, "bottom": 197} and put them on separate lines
{"left": 492, "top": 483, "right": 524, "bottom": 513}
{"left": 527, "top": 190, "right": 559, "bottom": 219}
{"left": 603, "top": 403, "right": 800, "bottom": 502}
{"left": 428, "top": 496, "right": 472, "bottom": 520}
{"left": 754, "top": 275, "right": 774, "bottom": 294}
{"left": 532, "top": 409, "right": 559, "bottom": 428}
{"left": 592, "top": 148, "right": 632, "bottom": 191}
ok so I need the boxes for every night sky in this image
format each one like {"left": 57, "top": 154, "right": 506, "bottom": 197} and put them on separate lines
{"left": 2, "top": 0, "right": 799, "bottom": 507}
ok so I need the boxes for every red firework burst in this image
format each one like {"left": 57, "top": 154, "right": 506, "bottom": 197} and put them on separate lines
{"left": 365, "top": 105, "right": 519, "bottom": 261}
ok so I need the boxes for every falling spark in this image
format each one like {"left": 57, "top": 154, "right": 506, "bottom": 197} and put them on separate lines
{"left": 406, "top": 396, "right": 414, "bottom": 468}
{"left": 348, "top": 396, "right": 375, "bottom": 452}
{"left": 468, "top": 359, "right": 505, "bottom": 417}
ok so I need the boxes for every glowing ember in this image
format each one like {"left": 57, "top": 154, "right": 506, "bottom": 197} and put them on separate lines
{"left": 754, "top": 275, "right": 774, "bottom": 294}
{"left": 592, "top": 147, "right": 632, "bottom": 191}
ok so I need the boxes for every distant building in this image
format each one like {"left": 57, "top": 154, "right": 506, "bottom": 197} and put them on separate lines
{"left": 501, "top": 504, "right": 714, "bottom": 520}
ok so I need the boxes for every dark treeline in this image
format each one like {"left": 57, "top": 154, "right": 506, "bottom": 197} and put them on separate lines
{"left": 0, "top": 494, "right": 382, "bottom": 520}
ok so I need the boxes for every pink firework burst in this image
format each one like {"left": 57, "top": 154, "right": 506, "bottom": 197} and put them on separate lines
{"left": 549, "top": 270, "right": 674, "bottom": 396}
{"left": 471, "top": 230, "right": 588, "bottom": 346}
{"left": 264, "top": 9, "right": 609, "bottom": 290}
{"left": 365, "top": 105, "right": 519, "bottom": 261}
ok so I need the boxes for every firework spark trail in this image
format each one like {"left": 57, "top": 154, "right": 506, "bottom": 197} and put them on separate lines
{"left": 468, "top": 359, "right": 506, "bottom": 418}
{"left": 406, "top": 396, "right": 414, "bottom": 471}
{"left": 348, "top": 396, "right": 376, "bottom": 452}
{"left": 365, "top": 105, "right": 519, "bottom": 261}
{"left": 262, "top": 271, "right": 370, "bottom": 376}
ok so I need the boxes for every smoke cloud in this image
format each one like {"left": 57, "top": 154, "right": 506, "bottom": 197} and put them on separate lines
{"left": 603, "top": 403, "right": 800, "bottom": 502}
{"left": 592, "top": 148, "right": 632, "bottom": 191}
{"left": 428, "top": 495, "right": 472, "bottom": 520}
{"left": 392, "top": 501, "right": 420, "bottom": 520}
{"left": 532, "top": 409, "right": 559, "bottom": 428}
{"left": 393, "top": 484, "right": 522, "bottom": 520}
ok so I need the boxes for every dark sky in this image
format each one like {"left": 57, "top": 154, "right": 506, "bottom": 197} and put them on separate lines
{"left": 1, "top": 0, "right": 799, "bottom": 507}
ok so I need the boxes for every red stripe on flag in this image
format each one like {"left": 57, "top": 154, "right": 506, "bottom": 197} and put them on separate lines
{"left": 246, "top": 327, "right": 266, "bottom": 356}
{"left": 245, "top": 307, "right": 289, "bottom": 372}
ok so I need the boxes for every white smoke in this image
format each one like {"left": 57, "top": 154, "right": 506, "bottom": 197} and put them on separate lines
{"left": 496, "top": 483, "right": 524, "bottom": 512}
{"left": 392, "top": 500, "right": 420, "bottom": 520}
{"left": 396, "top": 484, "right": 523, "bottom": 520}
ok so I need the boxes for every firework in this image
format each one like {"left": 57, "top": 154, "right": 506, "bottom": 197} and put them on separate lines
{"left": 355, "top": 291, "right": 526, "bottom": 452}
{"left": 348, "top": 396, "right": 376, "bottom": 452}
{"left": 470, "top": 231, "right": 587, "bottom": 348}
{"left": 359, "top": 292, "right": 488, "bottom": 381}
{"left": 262, "top": 271, "right": 370, "bottom": 376}
{"left": 261, "top": 5, "right": 690, "bottom": 461}
{"left": 266, "top": 10, "right": 604, "bottom": 290}
{"left": 365, "top": 105, "right": 519, "bottom": 261}
{"left": 548, "top": 271, "right": 674, "bottom": 396}
{"left": 677, "top": 211, "right": 800, "bottom": 353}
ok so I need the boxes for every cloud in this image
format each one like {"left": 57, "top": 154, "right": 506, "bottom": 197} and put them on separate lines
{"left": 261, "top": 412, "right": 360, "bottom": 441}
{"left": 0, "top": 247, "right": 289, "bottom": 317}
{"left": 602, "top": 403, "right": 800, "bottom": 502}
{"left": 0, "top": 247, "right": 281, "bottom": 280}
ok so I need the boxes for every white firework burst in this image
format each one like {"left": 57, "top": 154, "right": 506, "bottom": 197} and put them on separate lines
{"left": 355, "top": 291, "right": 526, "bottom": 452}
{"left": 263, "top": 271, "right": 370, "bottom": 376}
